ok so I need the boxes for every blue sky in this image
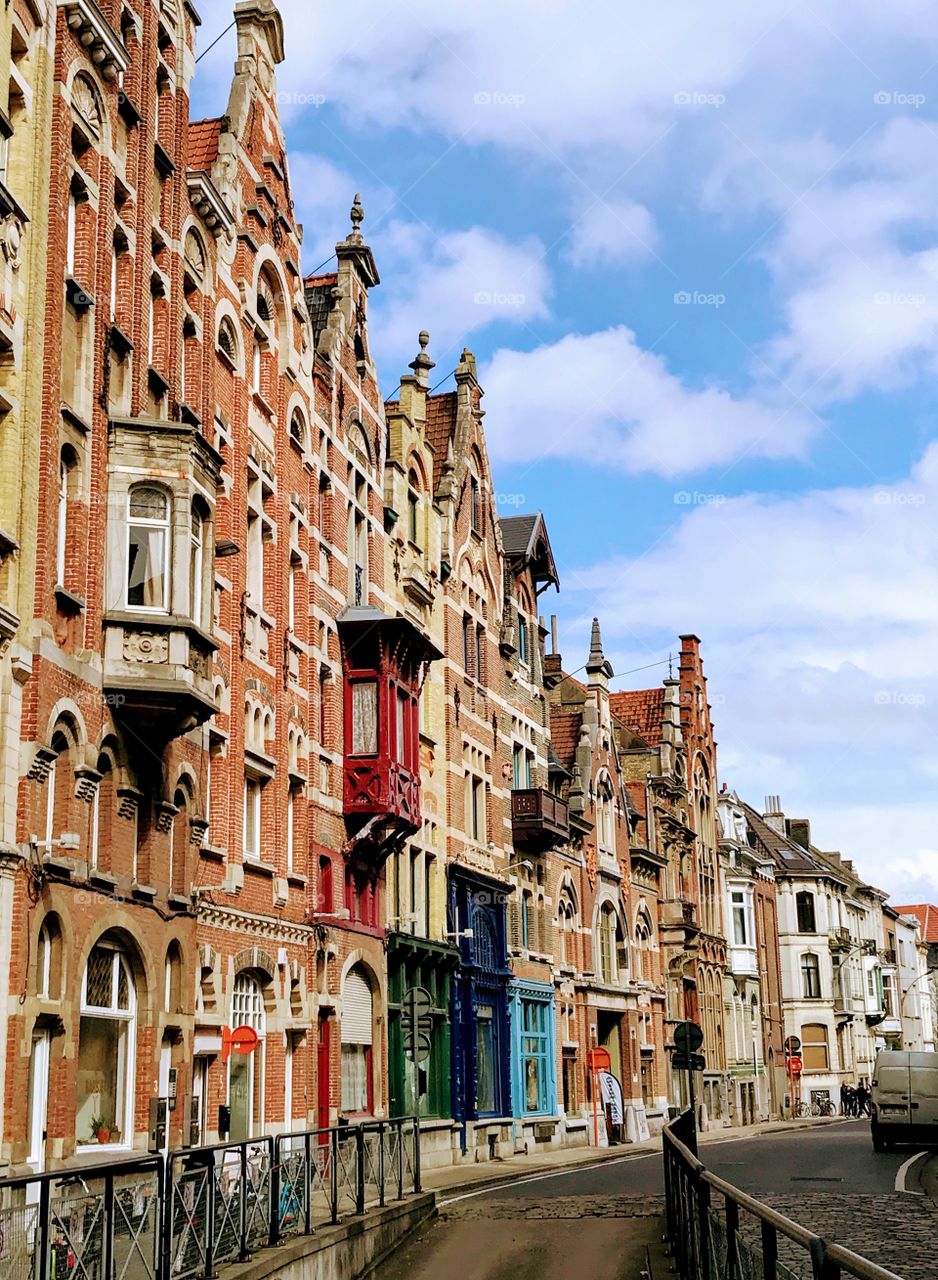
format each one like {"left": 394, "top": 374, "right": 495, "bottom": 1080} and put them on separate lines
{"left": 193, "top": 1, "right": 938, "bottom": 903}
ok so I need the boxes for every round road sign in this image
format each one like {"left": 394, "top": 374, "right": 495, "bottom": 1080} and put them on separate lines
{"left": 673, "top": 1021, "right": 704, "bottom": 1054}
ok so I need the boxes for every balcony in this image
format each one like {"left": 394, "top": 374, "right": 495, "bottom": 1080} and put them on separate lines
{"left": 511, "top": 787, "right": 569, "bottom": 847}
{"left": 661, "top": 897, "right": 700, "bottom": 945}
{"left": 103, "top": 612, "right": 218, "bottom": 740}
{"left": 344, "top": 759, "right": 420, "bottom": 831}
{"left": 880, "top": 948, "right": 897, "bottom": 967}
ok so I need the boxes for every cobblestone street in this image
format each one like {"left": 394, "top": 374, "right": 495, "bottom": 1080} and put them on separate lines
{"left": 378, "top": 1122, "right": 938, "bottom": 1279}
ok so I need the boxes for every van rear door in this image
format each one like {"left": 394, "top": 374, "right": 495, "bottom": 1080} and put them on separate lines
{"left": 908, "top": 1054, "right": 938, "bottom": 1129}
{"left": 874, "top": 1059, "right": 911, "bottom": 1125}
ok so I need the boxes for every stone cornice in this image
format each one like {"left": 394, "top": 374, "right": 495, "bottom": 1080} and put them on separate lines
{"left": 60, "top": 0, "right": 130, "bottom": 80}
{"left": 195, "top": 901, "right": 312, "bottom": 947}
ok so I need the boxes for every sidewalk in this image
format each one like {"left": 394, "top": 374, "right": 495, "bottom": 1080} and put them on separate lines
{"left": 421, "top": 1113, "right": 842, "bottom": 1200}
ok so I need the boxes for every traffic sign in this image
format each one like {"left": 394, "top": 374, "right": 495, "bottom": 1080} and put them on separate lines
{"left": 401, "top": 986, "right": 433, "bottom": 1065}
{"left": 784, "top": 1036, "right": 802, "bottom": 1057}
{"left": 672, "top": 1052, "right": 706, "bottom": 1072}
{"left": 789, "top": 1056, "right": 803, "bottom": 1075}
{"left": 221, "top": 1025, "right": 260, "bottom": 1063}
{"left": 587, "top": 1047, "right": 612, "bottom": 1073}
{"left": 673, "top": 1021, "right": 704, "bottom": 1055}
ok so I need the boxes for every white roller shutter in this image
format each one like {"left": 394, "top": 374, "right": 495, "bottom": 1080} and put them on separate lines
{"left": 342, "top": 969, "right": 373, "bottom": 1045}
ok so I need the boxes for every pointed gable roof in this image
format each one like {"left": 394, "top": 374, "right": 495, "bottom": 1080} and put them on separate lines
{"left": 893, "top": 904, "right": 938, "bottom": 943}
{"left": 609, "top": 688, "right": 665, "bottom": 746}
{"left": 188, "top": 117, "right": 222, "bottom": 170}
{"left": 500, "top": 511, "right": 559, "bottom": 590}
{"left": 549, "top": 708, "right": 582, "bottom": 771}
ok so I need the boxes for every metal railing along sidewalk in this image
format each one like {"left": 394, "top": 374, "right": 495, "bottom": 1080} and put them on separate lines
{"left": 663, "top": 1110, "right": 903, "bottom": 1280}
{"left": 0, "top": 1116, "right": 421, "bottom": 1280}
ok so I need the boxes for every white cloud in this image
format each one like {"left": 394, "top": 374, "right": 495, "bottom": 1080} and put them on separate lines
{"left": 563, "top": 199, "right": 659, "bottom": 268}
{"left": 555, "top": 446, "right": 938, "bottom": 901}
{"left": 480, "top": 326, "right": 814, "bottom": 476}
{"left": 369, "top": 224, "right": 551, "bottom": 376}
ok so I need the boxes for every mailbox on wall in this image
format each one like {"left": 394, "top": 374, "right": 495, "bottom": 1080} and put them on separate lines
{"left": 148, "top": 1098, "right": 168, "bottom": 1153}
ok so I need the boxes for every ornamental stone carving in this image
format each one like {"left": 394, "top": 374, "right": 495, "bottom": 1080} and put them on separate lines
{"left": 123, "top": 631, "right": 168, "bottom": 664}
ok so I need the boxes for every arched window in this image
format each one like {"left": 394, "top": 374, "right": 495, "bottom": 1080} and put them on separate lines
{"left": 164, "top": 942, "right": 182, "bottom": 1014}
{"left": 90, "top": 751, "right": 114, "bottom": 872}
{"left": 183, "top": 229, "right": 206, "bottom": 290}
{"left": 341, "top": 966, "right": 374, "bottom": 1113}
{"left": 319, "top": 855, "right": 334, "bottom": 913}
{"left": 796, "top": 891, "right": 816, "bottom": 933}
{"left": 170, "top": 787, "right": 189, "bottom": 896}
{"left": 232, "top": 972, "right": 266, "bottom": 1034}
{"left": 36, "top": 917, "right": 63, "bottom": 1000}
{"left": 127, "top": 485, "right": 170, "bottom": 611}
{"left": 217, "top": 316, "right": 238, "bottom": 366}
{"left": 598, "top": 902, "right": 619, "bottom": 983}
{"left": 597, "top": 776, "right": 616, "bottom": 855}
{"left": 229, "top": 972, "right": 266, "bottom": 1139}
{"left": 801, "top": 952, "right": 821, "bottom": 1000}
{"left": 407, "top": 468, "right": 421, "bottom": 547}
{"left": 558, "top": 891, "right": 577, "bottom": 968}
{"left": 635, "top": 911, "right": 653, "bottom": 982}
{"left": 77, "top": 941, "right": 136, "bottom": 1147}
{"left": 290, "top": 409, "right": 307, "bottom": 451}
{"left": 349, "top": 467, "right": 368, "bottom": 605}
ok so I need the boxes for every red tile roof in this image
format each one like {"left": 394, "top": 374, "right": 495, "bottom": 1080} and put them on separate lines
{"left": 188, "top": 118, "right": 222, "bottom": 171}
{"left": 610, "top": 687, "right": 665, "bottom": 745}
{"left": 304, "top": 272, "right": 338, "bottom": 288}
{"left": 425, "top": 392, "right": 456, "bottom": 463}
{"left": 549, "top": 710, "right": 581, "bottom": 770}
{"left": 893, "top": 904, "right": 938, "bottom": 943}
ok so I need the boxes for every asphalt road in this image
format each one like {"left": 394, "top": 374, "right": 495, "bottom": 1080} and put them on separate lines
{"left": 463, "top": 1118, "right": 914, "bottom": 1201}
{"left": 375, "top": 1121, "right": 938, "bottom": 1280}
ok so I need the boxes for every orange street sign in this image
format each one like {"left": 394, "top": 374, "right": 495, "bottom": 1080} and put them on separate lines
{"left": 221, "top": 1025, "right": 260, "bottom": 1062}
{"left": 587, "top": 1047, "right": 612, "bottom": 1073}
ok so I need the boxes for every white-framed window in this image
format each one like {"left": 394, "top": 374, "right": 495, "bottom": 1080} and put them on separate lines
{"left": 598, "top": 903, "right": 618, "bottom": 983}
{"left": 597, "top": 777, "right": 616, "bottom": 855}
{"left": 66, "top": 188, "right": 78, "bottom": 275}
{"left": 127, "top": 485, "right": 170, "bottom": 611}
{"left": 77, "top": 943, "right": 136, "bottom": 1148}
{"left": 190, "top": 504, "right": 204, "bottom": 623}
{"left": 341, "top": 966, "right": 374, "bottom": 1114}
{"left": 244, "top": 778, "right": 262, "bottom": 861}
{"left": 36, "top": 922, "right": 53, "bottom": 999}
{"left": 731, "top": 891, "right": 748, "bottom": 946}
{"left": 286, "top": 790, "right": 295, "bottom": 873}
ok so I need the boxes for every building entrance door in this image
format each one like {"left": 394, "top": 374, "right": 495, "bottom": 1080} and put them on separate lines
{"left": 229, "top": 1053, "right": 253, "bottom": 1143}
{"left": 27, "top": 1032, "right": 50, "bottom": 1195}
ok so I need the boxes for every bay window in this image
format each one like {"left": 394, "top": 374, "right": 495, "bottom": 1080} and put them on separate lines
{"left": 351, "top": 681, "right": 378, "bottom": 756}
{"left": 127, "top": 485, "right": 170, "bottom": 611}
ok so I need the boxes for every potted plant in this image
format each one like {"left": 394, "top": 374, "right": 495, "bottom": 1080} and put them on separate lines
{"left": 90, "top": 1115, "right": 111, "bottom": 1144}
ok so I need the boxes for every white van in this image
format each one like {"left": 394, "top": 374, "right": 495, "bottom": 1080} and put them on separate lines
{"left": 871, "top": 1049, "right": 938, "bottom": 1151}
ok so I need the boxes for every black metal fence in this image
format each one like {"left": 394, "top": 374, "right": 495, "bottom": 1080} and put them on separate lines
{"left": 663, "top": 1112, "right": 902, "bottom": 1280}
{"left": 0, "top": 1117, "right": 421, "bottom": 1280}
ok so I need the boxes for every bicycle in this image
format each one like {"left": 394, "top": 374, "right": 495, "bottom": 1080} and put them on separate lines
{"left": 811, "top": 1098, "right": 836, "bottom": 1117}
{"left": 794, "top": 1101, "right": 812, "bottom": 1118}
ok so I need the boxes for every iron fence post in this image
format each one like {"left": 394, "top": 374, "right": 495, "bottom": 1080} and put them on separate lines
{"left": 761, "top": 1219, "right": 778, "bottom": 1280}
{"left": 355, "top": 1126, "right": 366, "bottom": 1214}
{"left": 102, "top": 1170, "right": 115, "bottom": 1280}
{"left": 304, "top": 1134, "right": 312, "bottom": 1236}
{"left": 205, "top": 1154, "right": 216, "bottom": 1280}
{"left": 331, "top": 1129, "right": 340, "bottom": 1224}
{"left": 663, "top": 1139, "right": 673, "bottom": 1250}
{"left": 378, "top": 1122, "right": 386, "bottom": 1208}
{"left": 270, "top": 1137, "right": 281, "bottom": 1247}
{"left": 37, "top": 1175, "right": 50, "bottom": 1280}
{"left": 413, "top": 1115, "right": 422, "bottom": 1193}
{"left": 397, "top": 1119, "right": 404, "bottom": 1199}
{"left": 239, "top": 1143, "right": 249, "bottom": 1262}
{"left": 725, "top": 1194, "right": 739, "bottom": 1280}
{"left": 697, "top": 1174, "right": 712, "bottom": 1280}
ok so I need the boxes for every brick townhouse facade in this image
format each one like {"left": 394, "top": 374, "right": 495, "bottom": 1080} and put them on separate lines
{"left": 1, "top": 0, "right": 931, "bottom": 1178}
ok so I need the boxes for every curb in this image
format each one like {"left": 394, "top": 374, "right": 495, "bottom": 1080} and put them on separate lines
{"left": 428, "top": 1116, "right": 843, "bottom": 1202}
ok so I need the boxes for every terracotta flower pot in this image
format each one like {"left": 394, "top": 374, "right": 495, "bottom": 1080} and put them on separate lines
{"left": 96, "top": 1128, "right": 111, "bottom": 1144}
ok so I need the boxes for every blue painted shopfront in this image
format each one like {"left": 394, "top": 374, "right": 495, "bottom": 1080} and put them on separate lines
{"left": 448, "top": 864, "right": 512, "bottom": 1138}
{"left": 509, "top": 979, "right": 557, "bottom": 1117}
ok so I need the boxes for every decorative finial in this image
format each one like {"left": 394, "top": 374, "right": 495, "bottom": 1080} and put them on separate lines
{"left": 350, "top": 193, "right": 364, "bottom": 240}
{"left": 409, "top": 330, "right": 435, "bottom": 387}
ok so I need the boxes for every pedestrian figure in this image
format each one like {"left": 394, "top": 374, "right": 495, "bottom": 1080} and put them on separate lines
{"left": 840, "top": 1082, "right": 850, "bottom": 1116}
